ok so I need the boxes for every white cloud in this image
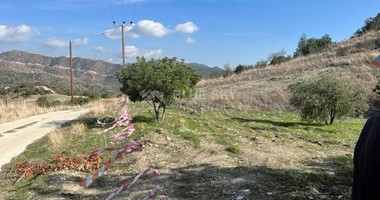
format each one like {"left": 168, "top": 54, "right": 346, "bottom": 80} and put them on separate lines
{"left": 93, "top": 46, "right": 107, "bottom": 53}
{"left": 104, "top": 26, "right": 139, "bottom": 40}
{"left": 125, "top": 45, "right": 139, "bottom": 57}
{"left": 125, "top": 45, "right": 162, "bottom": 59}
{"left": 104, "top": 28, "right": 121, "bottom": 40}
{"left": 43, "top": 37, "right": 88, "bottom": 48}
{"left": 125, "top": 25, "right": 141, "bottom": 38}
{"left": 186, "top": 37, "right": 195, "bottom": 44}
{"left": 175, "top": 22, "right": 199, "bottom": 34}
{"left": 134, "top": 20, "right": 169, "bottom": 37}
{"left": 43, "top": 38, "right": 67, "bottom": 48}
{"left": 143, "top": 49, "right": 163, "bottom": 58}
{"left": 0, "top": 25, "right": 37, "bottom": 43}
{"left": 104, "top": 20, "right": 169, "bottom": 39}
{"left": 72, "top": 38, "right": 89, "bottom": 46}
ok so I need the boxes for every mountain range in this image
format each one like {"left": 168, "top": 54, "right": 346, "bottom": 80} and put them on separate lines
{"left": 0, "top": 50, "right": 224, "bottom": 96}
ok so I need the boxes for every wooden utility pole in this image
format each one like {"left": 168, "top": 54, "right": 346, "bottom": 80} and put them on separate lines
{"left": 121, "top": 21, "right": 126, "bottom": 68}
{"left": 69, "top": 41, "right": 74, "bottom": 106}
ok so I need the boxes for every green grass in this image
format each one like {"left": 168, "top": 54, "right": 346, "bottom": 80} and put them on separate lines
{"left": 226, "top": 144, "right": 241, "bottom": 154}
{"left": 0, "top": 102, "right": 366, "bottom": 199}
{"left": 173, "top": 129, "right": 200, "bottom": 147}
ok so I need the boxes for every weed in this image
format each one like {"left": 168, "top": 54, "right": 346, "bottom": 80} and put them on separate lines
{"left": 36, "top": 96, "right": 61, "bottom": 108}
{"left": 173, "top": 130, "right": 200, "bottom": 147}
{"left": 48, "top": 129, "right": 63, "bottom": 147}
{"left": 226, "top": 144, "right": 241, "bottom": 154}
{"left": 70, "top": 123, "right": 86, "bottom": 136}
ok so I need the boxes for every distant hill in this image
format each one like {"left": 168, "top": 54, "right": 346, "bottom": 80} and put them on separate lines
{"left": 187, "top": 63, "right": 225, "bottom": 78}
{"left": 0, "top": 50, "right": 122, "bottom": 96}
{"left": 0, "top": 50, "right": 221, "bottom": 96}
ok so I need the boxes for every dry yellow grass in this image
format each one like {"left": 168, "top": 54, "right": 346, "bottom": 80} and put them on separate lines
{"left": 0, "top": 95, "right": 83, "bottom": 124}
{"left": 70, "top": 123, "right": 86, "bottom": 136}
{"left": 0, "top": 99, "right": 58, "bottom": 123}
{"left": 194, "top": 31, "right": 380, "bottom": 110}
{"left": 48, "top": 129, "right": 63, "bottom": 147}
{"left": 89, "top": 99, "right": 106, "bottom": 115}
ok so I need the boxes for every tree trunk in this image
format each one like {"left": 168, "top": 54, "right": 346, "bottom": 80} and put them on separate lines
{"left": 153, "top": 101, "right": 160, "bottom": 120}
{"left": 329, "top": 109, "right": 335, "bottom": 125}
{"left": 161, "top": 103, "right": 166, "bottom": 121}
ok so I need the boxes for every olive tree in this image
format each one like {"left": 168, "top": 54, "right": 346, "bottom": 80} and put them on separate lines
{"left": 288, "top": 74, "right": 368, "bottom": 125}
{"left": 118, "top": 57, "right": 201, "bottom": 120}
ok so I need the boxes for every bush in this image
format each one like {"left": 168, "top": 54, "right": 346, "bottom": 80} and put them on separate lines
{"left": 288, "top": 74, "right": 368, "bottom": 125}
{"left": 223, "top": 64, "right": 234, "bottom": 77}
{"left": 354, "top": 13, "right": 380, "bottom": 37}
{"left": 254, "top": 60, "right": 268, "bottom": 68}
{"left": 294, "top": 34, "right": 333, "bottom": 57}
{"left": 234, "top": 64, "right": 253, "bottom": 74}
{"left": 36, "top": 96, "right": 61, "bottom": 108}
{"left": 73, "top": 97, "right": 90, "bottom": 105}
{"left": 268, "top": 49, "right": 290, "bottom": 65}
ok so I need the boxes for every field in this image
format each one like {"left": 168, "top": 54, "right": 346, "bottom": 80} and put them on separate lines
{"left": 0, "top": 99, "right": 364, "bottom": 199}
{"left": 0, "top": 94, "right": 90, "bottom": 123}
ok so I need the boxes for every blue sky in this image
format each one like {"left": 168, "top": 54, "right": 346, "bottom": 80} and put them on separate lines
{"left": 0, "top": 0, "right": 379, "bottom": 68}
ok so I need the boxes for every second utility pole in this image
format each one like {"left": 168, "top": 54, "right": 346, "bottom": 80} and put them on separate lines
{"left": 69, "top": 41, "right": 74, "bottom": 106}
{"left": 121, "top": 21, "right": 126, "bottom": 68}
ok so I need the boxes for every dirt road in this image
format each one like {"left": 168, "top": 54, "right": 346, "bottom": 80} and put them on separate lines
{"left": 0, "top": 108, "right": 90, "bottom": 168}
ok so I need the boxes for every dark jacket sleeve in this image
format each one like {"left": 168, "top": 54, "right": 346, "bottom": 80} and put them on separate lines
{"left": 352, "top": 115, "right": 380, "bottom": 200}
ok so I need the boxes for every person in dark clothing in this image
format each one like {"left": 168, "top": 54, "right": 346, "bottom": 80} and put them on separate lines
{"left": 352, "top": 115, "right": 380, "bottom": 199}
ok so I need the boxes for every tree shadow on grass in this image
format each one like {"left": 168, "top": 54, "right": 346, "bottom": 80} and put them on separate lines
{"left": 61, "top": 117, "right": 115, "bottom": 129}
{"left": 231, "top": 117, "right": 324, "bottom": 128}
{"left": 24, "top": 155, "right": 352, "bottom": 200}
{"left": 132, "top": 115, "right": 155, "bottom": 124}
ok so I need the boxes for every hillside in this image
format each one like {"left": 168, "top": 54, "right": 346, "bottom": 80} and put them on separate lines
{"left": 192, "top": 31, "right": 380, "bottom": 110}
{"left": 0, "top": 51, "right": 220, "bottom": 96}
{"left": 187, "top": 63, "right": 225, "bottom": 78}
{"left": 0, "top": 50, "right": 121, "bottom": 96}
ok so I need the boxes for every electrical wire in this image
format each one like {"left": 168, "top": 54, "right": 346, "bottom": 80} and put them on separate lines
{"left": 122, "top": 0, "right": 125, "bottom": 21}
{"left": 131, "top": 2, "right": 137, "bottom": 23}
{"left": 109, "top": 0, "right": 115, "bottom": 23}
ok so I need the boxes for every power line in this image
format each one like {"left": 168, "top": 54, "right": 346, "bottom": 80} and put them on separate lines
{"left": 131, "top": 3, "right": 137, "bottom": 22}
{"left": 109, "top": 0, "right": 115, "bottom": 23}
{"left": 122, "top": 0, "right": 125, "bottom": 21}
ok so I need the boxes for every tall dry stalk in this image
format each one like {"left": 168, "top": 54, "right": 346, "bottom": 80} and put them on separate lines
{"left": 90, "top": 99, "right": 106, "bottom": 115}
{"left": 48, "top": 129, "right": 63, "bottom": 147}
{"left": 70, "top": 123, "right": 86, "bottom": 136}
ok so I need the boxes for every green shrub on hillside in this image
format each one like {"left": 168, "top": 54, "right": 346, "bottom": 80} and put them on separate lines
{"left": 36, "top": 96, "right": 61, "bottom": 108}
{"left": 289, "top": 74, "right": 368, "bottom": 125}
{"left": 73, "top": 97, "right": 90, "bottom": 105}
{"left": 268, "top": 49, "right": 290, "bottom": 65}
{"left": 234, "top": 64, "right": 254, "bottom": 74}
{"left": 354, "top": 13, "right": 380, "bottom": 37}
{"left": 294, "top": 34, "right": 333, "bottom": 57}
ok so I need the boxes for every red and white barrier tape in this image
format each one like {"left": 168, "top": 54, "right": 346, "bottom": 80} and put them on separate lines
{"left": 98, "top": 95, "right": 132, "bottom": 134}
{"left": 115, "top": 124, "right": 135, "bottom": 143}
{"left": 88, "top": 147, "right": 117, "bottom": 157}
{"left": 101, "top": 114, "right": 131, "bottom": 134}
{"left": 80, "top": 141, "right": 143, "bottom": 187}
{"left": 104, "top": 168, "right": 159, "bottom": 200}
